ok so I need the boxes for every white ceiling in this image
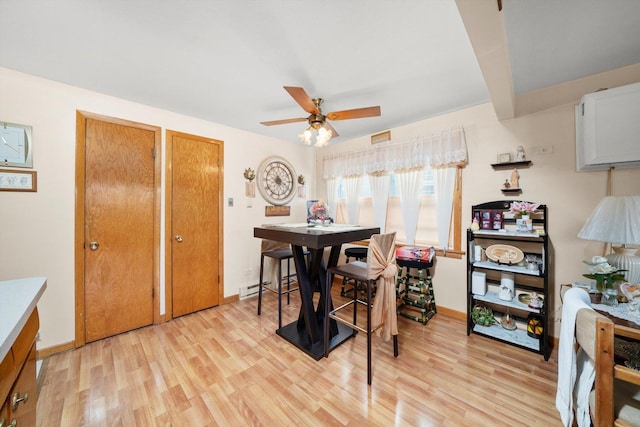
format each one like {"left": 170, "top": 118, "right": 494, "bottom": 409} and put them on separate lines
{"left": 1, "top": 0, "right": 639, "bottom": 144}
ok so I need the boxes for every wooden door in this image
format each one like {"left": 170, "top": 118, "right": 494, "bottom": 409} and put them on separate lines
{"left": 80, "top": 114, "right": 159, "bottom": 343}
{"left": 168, "top": 131, "right": 222, "bottom": 318}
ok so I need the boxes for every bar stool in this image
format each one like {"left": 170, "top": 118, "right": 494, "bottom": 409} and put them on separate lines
{"left": 325, "top": 233, "right": 399, "bottom": 385}
{"left": 340, "top": 246, "right": 368, "bottom": 297}
{"left": 257, "top": 240, "right": 308, "bottom": 329}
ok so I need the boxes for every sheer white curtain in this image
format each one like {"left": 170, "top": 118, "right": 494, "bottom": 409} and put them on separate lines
{"left": 343, "top": 176, "right": 362, "bottom": 225}
{"left": 396, "top": 168, "right": 424, "bottom": 245}
{"left": 434, "top": 167, "right": 457, "bottom": 251}
{"left": 369, "top": 174, "right": 391, "bottom": 232}
{"left": 326, "top": 178, "right": 338, "bottom": 221}
{"left": 322, "top": 127, "right": 467, "bottom": 179}
{"left": 321, "top": 126, "right": 467, "bottom": 244}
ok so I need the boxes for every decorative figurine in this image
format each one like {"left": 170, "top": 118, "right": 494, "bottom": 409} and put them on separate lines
{"left": 503, "top": 179, "right": 511, "bottom": 189}
{"left": 501, "top": 310, "right": 517, "bottom": 330}
{"left": 470, "top": 218, "right": 480, "bottom": 231}
{"left": 510, "top": 168, "right": 520, "bottom": 189}
{"left": 529, "top": 292, "right": 542, "bottom": 309}
{"left": 243, "top": 168, "right": 255, "bottom": 181}
{"left": 244, "top": 168, "right": 256, "bottom": 198}
{"left": 516, "top": 145, "right": 526, "bottom": 161}
{"left": 297, "top": 175, "right": 306, "bottom": 198}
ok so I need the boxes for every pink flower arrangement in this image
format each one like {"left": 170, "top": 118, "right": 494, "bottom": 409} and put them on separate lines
{"left": 311, "top": 201, "right": 327, "bottom": 218}
{"left": 509, "top": 201, "right": 539, "bottom": 216}
{"left": 307, "top": 200, "right": 333, "bottom": 224}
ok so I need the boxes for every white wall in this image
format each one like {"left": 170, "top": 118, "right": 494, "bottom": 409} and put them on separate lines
{"left": 0, "top": 67, "right": 315, "bottom": 350}
{"left": 2, "top": 66, "right": 639, "bottom": 349}
{"left": 317, "top": 101, "right": 640, "bottom": 337}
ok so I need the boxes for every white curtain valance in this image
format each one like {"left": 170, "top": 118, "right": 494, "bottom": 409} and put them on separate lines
{"left": 322, "top": 126, "right": 467, "bottom": 179}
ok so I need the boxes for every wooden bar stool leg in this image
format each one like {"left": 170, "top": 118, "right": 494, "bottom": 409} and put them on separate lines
{"left": 258, "top": 254, "right": 265, "bottom": 316}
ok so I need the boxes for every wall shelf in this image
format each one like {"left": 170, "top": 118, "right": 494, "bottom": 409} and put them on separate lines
{"left": 491, "top": 160, "right": 532, "bottom": 170}
{"left": 501, "top": 188, "right": 522, "bottom": 194}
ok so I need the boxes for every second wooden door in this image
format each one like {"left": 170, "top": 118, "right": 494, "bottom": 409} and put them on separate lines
{"left": 168, "top": 130, "right": 222, "bottom": 318}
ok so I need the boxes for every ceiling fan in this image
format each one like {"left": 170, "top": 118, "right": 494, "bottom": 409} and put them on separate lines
{"left": 260, "top": 86, "right": 381, "bottom": 140}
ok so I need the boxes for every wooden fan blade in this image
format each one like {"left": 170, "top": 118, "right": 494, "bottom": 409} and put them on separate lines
{"left": 324, "top": 122, "right": 339, "bottom": 138}
{"left": 284, "top": 86, "right": 318, "bottom": 114}
{"left": 326, "top": 106, "right": 381, "bottom": 121}
{"left": 260, "top": 117, "right": 307, "bottom": 126}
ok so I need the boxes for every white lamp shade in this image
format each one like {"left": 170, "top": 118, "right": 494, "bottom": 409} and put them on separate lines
{"left": 578, "top": 195, "right": 640, "bottom": 284}
{"left": 577, "top": 196, "right": 640, "bottom": 244}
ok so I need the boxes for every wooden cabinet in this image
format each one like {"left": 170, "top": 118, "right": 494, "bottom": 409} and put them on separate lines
{"left": 1, "top": 308, "right": 39, "bottom": 427}
{"left": 466, "top": 201, "right": 550, "bottom": 360}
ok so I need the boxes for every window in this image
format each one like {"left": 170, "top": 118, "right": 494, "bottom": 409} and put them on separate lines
{"left": 323, "top": 127, "right": 466, "bottom": 256}
{"left": 335, "top": 168, "right": 460, "bottom": 250}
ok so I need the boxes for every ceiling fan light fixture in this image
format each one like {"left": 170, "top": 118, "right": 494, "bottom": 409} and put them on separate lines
{"left": 315, "top": 126, "right": 332, "bottom": 147}
{"left": 298, "top": 125, "right": 331, "bottom": 147}
{"left": 262, "top": 86, "right": 380, "bottom": 146}
{"left": 299, "top": 127, "right": 313, "bottom": 145}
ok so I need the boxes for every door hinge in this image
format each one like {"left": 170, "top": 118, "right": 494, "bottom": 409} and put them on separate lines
{"left": 152, "top": 148, "right": 156, "bottom": 159}
{"left": 581, "top": 103, "right": 584, "bottom": 116}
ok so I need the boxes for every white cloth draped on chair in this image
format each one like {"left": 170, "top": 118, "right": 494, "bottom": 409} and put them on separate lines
{"left": 369, "top": 232, "right": 398, "bottom": 341}
{"left": 556, "top": 287, "right": 594, "bottom": 427}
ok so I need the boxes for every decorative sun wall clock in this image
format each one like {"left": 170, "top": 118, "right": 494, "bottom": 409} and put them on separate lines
{"left": 257, "top": 156, "right": 297, "bottom": 206}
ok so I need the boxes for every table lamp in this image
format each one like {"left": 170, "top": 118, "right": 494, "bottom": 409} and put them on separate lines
{"left": 577, "top": 195, "right": 640, "bottom": 284}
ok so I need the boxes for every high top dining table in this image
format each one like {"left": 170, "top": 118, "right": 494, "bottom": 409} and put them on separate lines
{"left": 254, "top": 223, "right": 379, "bottom": 360}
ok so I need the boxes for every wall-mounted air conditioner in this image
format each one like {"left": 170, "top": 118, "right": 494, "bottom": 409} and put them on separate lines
{"left": 575, "top": 81, "right": 640, "bottom": 171}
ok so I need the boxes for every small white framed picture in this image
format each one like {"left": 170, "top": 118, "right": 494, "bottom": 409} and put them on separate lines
{"left": 498, "top": 152, "right": 511, "bottom": 163}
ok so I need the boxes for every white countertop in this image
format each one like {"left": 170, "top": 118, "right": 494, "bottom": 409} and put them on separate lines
{"left": 0, "top": 277, "right": 47, "bottom": 362}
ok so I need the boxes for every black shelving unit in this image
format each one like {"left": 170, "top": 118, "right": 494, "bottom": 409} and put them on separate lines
{"left": 466, "top": 200, "right": 550, "bottom": 361}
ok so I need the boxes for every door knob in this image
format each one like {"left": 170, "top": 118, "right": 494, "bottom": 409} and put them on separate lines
{"left": 11, "top": 391, "right": 28, "bottom": 411}
{"left": 175, "top": 235, "right": 183, "bottom": 242}
{"left": 89, "top": 241, "right": 100, "bottom": 251}
{"left": 0, "top": 417, "right": 17, "bottom": 427}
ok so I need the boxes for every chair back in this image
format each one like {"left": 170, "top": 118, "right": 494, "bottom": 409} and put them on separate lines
{"left": 575, "top": 308, "right": 610, "bottom": 361}
{"left": 368, "top": 232, "right": 398, "bottom": 342}
{"left": 366, "top": 232, "right": 397, "bottom": 278}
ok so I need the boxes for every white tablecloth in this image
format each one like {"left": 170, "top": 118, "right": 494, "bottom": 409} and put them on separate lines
{"left": 592, "top": 302, "right": 640, "bottom": 325}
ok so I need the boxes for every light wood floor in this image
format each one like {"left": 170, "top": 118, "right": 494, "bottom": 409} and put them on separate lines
{"left": 37, "top": 288, "right": 562, "bottom": 426}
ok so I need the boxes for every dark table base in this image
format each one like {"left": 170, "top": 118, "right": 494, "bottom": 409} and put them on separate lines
{"left": 276, "top": 322, "right": 355, "bottom": 360}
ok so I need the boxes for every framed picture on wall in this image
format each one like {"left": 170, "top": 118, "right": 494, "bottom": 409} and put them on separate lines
{"left": 0, "top": 169, "right": 37, "bottom": 192}
{"left": 497, "top": 152, "right": 511, "bottom": 163}
{"left": 371, "top": 130, "right": 391, "bottom": 144}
